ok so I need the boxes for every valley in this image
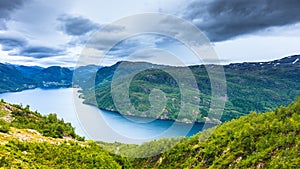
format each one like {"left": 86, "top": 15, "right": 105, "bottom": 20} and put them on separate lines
{"left": 1, "top": 55, "right": 299, "bottom": 124}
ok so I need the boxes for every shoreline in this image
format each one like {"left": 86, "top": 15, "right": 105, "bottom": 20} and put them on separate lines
{"left": 82, "top": 101, "right": 220, "bottom": 126}
{"left": 1, "top": 87, "right": 221, "bottom": 126}
{"left": 0, "top": 86, "right": 72, "bottom": 94}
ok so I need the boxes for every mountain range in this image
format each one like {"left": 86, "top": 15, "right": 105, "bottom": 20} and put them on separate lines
{"left": 0, "top": 55, "right": 299, "bottom": 123}
{"left": 0, "top": 64, "right": 71, "bottom": 93}
{"left": 0, "top": 55, "right": 300, "bottom": 168}
{"left": 0, "top": 64, "right": 101, "bottom": 93}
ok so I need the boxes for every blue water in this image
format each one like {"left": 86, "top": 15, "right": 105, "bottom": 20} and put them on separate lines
{"left": 0, "top": 88, "right": 212, "bottom": 144}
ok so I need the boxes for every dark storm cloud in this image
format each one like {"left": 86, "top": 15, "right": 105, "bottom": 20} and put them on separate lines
{"left": 0, "top": 0, "right": 29, "bottom": 30}
{"left": 0, "top": 33, "right": 65, "bottom": 58}
{"left": 0, "top": 34, "right": 27, "bottom": 51}
{"left": 0, "top": 0, "right": 27, "bottom": 18}
{"left": 57, "top": 15, "right": 100, "bottom": 36}
{"left": 18, "top": 46, "right": 65, "bottom": 58}
{"left": 184, "top": 0, "right": 300, "bottom": 41}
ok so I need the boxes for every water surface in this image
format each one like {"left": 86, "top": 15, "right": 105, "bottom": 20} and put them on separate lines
{"left": 0, "top": 88, "right": 212, "bottom": 144}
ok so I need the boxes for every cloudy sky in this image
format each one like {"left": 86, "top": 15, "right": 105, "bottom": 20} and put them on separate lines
{"left": 0, "top": 0, "right": 300, "bottom": 67}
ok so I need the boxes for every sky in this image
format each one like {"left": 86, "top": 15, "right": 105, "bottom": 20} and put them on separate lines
{"left": 0, "top": 0, "right": 300, "bottom": 67}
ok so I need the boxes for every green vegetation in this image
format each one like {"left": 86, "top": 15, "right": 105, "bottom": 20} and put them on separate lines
{"left": 132, "top": 98, "right": 300, "bottom": 168}
{"left": 0, "top": 63, "right": 35, "bottom": 93}
{"left": 0, "top": 101, "right": 84, "bottom": 141}
{"left": 0, "top": 98, "right": 300, "bottom": 168}
{"left": 97, "top": 137, "right": 185, "bottom": 158}
{"left": 0, "top": 140, "right": 123, "bottom": 168}
{"left": 1, "top": 55, "right": 299, "bottom": 123}
{"left": 0, "top": 55, "right": 300, "bottom": 168}
{"left": 0, "top": 120, "right": 9, "bottom": 133}
{"left": 0, "top": 64, "right": 73, "bottom": 93}
{"left": 0, "top": 100, "right": 126, "bottom": 168}
{"left": 81, "top": 55, "right": 300, "bottom": 123}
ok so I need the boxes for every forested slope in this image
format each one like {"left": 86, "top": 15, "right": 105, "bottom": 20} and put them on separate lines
{"left": 81, "top": 55, "right": 300, "bottom": 123}
{"left": 133, "top": 98, "right": 300, "bottom": 168}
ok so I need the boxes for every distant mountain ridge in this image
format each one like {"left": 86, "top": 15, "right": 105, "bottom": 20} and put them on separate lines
{"left": 0, "top": 63, "right": 35, "bottom": 93}
{"left": 228, "top": 55, "right": 300, "bottom": 68}
{"left": 0, "top": 64, "right": 101, "bottom": 93}
{"left": 0, "top": 64, "right": 72, "bottom": 93}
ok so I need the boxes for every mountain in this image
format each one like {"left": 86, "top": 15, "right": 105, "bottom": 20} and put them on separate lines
{"left": 227, "top": 55, "right": 300, "bottom": 69}
{"left": 14, "top": 65, "right": 43, "bottom": 78}
{"left": 34, "top": 66, "right": 73, "bottom": 88}
{"left": 0, "top": 64, "right": 103, "bottom": 93}
{"left": 0, "top": 63, "right": 36, "bottom": 93}
{"left": 1, "top": 55, "right": 299, "bottom": 123}
{"left": 73, "top": 64, "right": 102, "bottom": 88}
{"left": 80, "top": 55, "right": 300, "bottom": 123}
{"left": 1, "top": 96, "right": 299, "bottom": 168}
{"left": 0, "top": 64, "right": 75, "bottom": 93}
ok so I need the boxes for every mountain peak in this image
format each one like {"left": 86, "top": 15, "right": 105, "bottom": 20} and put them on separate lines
{"left": 270, "top": 55, "right": 300, "bottom": 65}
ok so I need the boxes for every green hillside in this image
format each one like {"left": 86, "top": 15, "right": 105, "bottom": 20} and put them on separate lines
{"left": 0, "top": 63, "right": 35, "bottom": 93}
{"left": 0, "top": 100, "right": 127, "bottom": 168}
{"left": 0, "top": 64, "right": 74, "bottom": 93}
{"left": 81, "top": 55, "right": 300, "bottom": 123}
{"left": 1, "top": 55, "right": 299, "bottom": 123}
{"left": 131, "top": 98, "right": 300, "bottom": 168}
